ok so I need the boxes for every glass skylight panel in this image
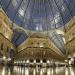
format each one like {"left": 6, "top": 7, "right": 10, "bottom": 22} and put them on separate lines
{"left": 65, "top": 0, "right": 71, "bottom": 5}
{"left": 20, "top": 0, "right": 29, "bottom": 11}
{"left": 23, "top": 0, "right": 28, "bottom": 4}
{"left": 36, "top": 24, "right": 39, "bottom": 31}
{"left": 56, "top": 21, "right": 63, "bottom": 28}
{"left": 48, "top": 31, "right": 65, "bottom": 52}
{"left": 50, "top": 20, "right": 55, "bottom": 25}
{"left": 48, "top": 15, "right": 54, "bottom": 22}
{"left": 54, "top": 18, "right": 60, "bottom": 24}
{"left": 61, "top": 5, "right": 65, "bottom": 12}
{"left": 54, "top": 12, "right": 60, "bottom": 18}
{"left": 50, "top": 20, "right": 55, "bottom": 29}
{"left": 54, "top": 16, "right": 60, "bottom": 24}
{"left": 36, "top": 24, "right": 43, "bottom": 31}
{"left": 25, "top": 11, "right": 31, "bottom": 19}
{"left": 18, "top": 8, "right": 25, "bottom": 17}
{"left": 52, "top": 6, "right": 59, "bottom": 14}
{"left": 56, "top": 0, "right": 64, "bottom": 6}
{"left": 41, "top": 24, "right": 43, "bottom": 31}
{"left": 12, "top": 0, "right": 21, "bottom": 8}
{"left": 12, "top": 0, "right": 18, "bottom": 7}
{"left": 51, "top": 32, "right": 65, "bottom": 51}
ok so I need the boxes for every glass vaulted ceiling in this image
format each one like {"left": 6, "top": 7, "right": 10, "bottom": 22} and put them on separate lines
{"left": 0, "top": 0, "right": 75, "bottom": 31}
{"left": 0, "top": 0, "right": 75, "bottom": 53}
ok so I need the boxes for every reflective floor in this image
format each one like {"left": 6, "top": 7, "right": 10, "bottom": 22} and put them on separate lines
{"left": 0, "top": 66, "right": 75, "bottom": 75}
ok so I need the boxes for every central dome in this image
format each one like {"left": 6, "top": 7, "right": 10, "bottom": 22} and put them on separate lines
{"left": 1, "top": 0, "right": 73, "bottom": 31}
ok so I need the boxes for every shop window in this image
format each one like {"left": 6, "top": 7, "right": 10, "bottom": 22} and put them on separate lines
{"left": 30, "top": 59, "right": 33, "bottom": 63}
{"left": 36, "top": 59, "right": 40, "bottom": 63}
{"left": 43, "top": 59, "right": 46, "bottom": 63}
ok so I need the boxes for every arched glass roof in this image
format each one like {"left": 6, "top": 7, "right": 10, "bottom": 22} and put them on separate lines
{"left": 0, "top": 0, "right": 75, "bottom": 31}
{"left": 12, "top": 30, "right": 28, "bottom": 47}
{"left": 0, "top": 0, "right": 75, "bottom": 53}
